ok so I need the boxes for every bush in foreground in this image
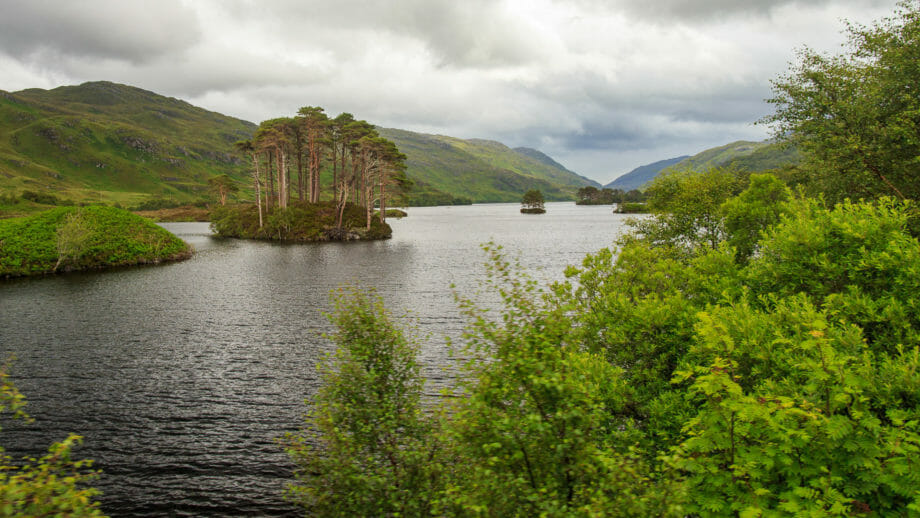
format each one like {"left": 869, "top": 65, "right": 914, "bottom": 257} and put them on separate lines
{"left": 293, "top": 178, "right": 920, "bottom": 516}
{"left": 0, "top": 361, "right": 106, "bottom": 517}
{"left": 284, "top": 288, "right": 439, "bottom": 516}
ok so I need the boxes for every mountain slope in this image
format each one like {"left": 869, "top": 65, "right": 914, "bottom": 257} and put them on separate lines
{"left": 661, "top": 140, "right": 800, "bottom": 177}
{"left": 0, "top": 81, "right": 256, "bottom": 205}
{"left": 605, "top": 156, "right": 689, "bottom": 191}
{"left": 0, "top": 81, "right": 592, "bottom": 207}
{"left": 378, "top": 128, "right": 595, "bottom": 203}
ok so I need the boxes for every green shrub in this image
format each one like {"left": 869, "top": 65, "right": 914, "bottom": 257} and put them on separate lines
{"left": 284, "top": 288, "right": 439, "bottom": 516}
{"left": 0, "top": 360, "right": 106, "bottom": 517}
{"left": 613, "top": 202, "right": 648, "bottom": 213}
{"left": 20, "top": 190, "right": 72, "bottom": 206}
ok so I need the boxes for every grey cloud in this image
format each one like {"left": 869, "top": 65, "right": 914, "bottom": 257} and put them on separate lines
{"left": 571, "top": 0, "right": 890, "bottom": 21}
{"left": 0, "top": 0, "right": 900, "bottom": 183}
{"left": 0, "top": 0, "right": 200, "bottom": 63}
{"left": 236, "top": 0, "right": 543, "bottom": 68}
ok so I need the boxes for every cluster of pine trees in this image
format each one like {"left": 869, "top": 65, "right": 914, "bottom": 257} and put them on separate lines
{"left": 233, "top": 108, "right": 409, "bottom": 232}
{"left": 575, "top": 186, "right": 645, "bottom": 205}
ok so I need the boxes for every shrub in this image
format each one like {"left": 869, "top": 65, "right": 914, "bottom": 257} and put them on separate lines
{"left": 284, "top": 288, "right": 439, "bottom": 516}
{"left": 0, "top": 360, "right": 106, "bottom": 516}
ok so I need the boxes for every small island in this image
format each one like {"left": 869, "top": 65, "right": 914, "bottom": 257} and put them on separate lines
{"left": 209, "top": 201, "right": 391, "bottom": 241}
{"left": 206, "top": 108, "right": 404, "bottom": 242}
{"left": 520, "top": 189, "right": 546, "bottom": 214}
{"left": 0, "top": 206, "right": 191, "bottom": 278}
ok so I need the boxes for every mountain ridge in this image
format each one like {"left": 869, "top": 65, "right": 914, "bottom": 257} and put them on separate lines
{"left": 376, "top": 128, "right": 596, "bottom": 203}
{"left": 0, "top": 81, "right": 590, "bottom": 207}
{"left": 605, "top": 156, "right": 689, "bottom": 191}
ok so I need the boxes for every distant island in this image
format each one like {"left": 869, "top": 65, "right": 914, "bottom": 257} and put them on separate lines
{"left": 520, "top": 189, "right": 546, "bottom": 214}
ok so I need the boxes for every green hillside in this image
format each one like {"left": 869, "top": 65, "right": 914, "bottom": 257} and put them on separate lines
{"left": 378, "top": 128, "right": 596, "bottom": 203}
{"left": 661, "top": 140, "right": 800, "bottom": 177}
{"left": 0, "top": 81, "right": 255, "bottom": 206}
{"left": 0, "top": 81, "right": 593, "bottom": 210}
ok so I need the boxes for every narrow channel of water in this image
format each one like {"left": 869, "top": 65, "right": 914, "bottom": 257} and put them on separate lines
{"left": 0, "top": 202, "right": 631, "bottom": 516}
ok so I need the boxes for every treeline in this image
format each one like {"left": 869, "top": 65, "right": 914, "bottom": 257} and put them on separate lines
{"left": 575, "top": 186, "right": 645, "bottom": 205}
{"left": 231, "top": 108, "right": 409, "bottom": 234}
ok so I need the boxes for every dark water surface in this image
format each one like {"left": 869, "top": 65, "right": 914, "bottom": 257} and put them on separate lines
{"left": 0, "top": 203, "right": 630, "bottom": 516}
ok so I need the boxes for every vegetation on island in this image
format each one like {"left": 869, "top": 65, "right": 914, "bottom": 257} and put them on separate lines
{"left": 576, "top": 186, "right": 646, "bottom": 205}
{"left": 519, "top": 189, "right": 546, "bottom": 214}
{"left": 381, "top": 208, "right": 408, "bottom": 219}
{"left": 286, "top": 4, "right": 920, "bottom": 515}
{"left": 0, "top": 205, "right": 190, "bottom": 277}
{"left": 210, "top": 201, "right": 391, "bottom": 241}
{"left": 209, "top": 107, "right": 406, "bottom": 241}
{"left": 612, "top": 201, "right": 649, "bottom": 213}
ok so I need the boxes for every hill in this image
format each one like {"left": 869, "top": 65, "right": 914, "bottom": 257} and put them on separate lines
{"left": 377, "top": 128, "right": 598, "bottom": 204}
{"left": 0, "top": 81, "right": 256, "bottom": 206}
{"left": 512, "top": 147, "right": 599, "bottom": 187}
{"left": 604, "top": 156, "right": 689, "bottom": 191}
{"left": 661, "top": 140, "right": 800, "bottom": 177}
{"left": 605, "top": 140, "right": 801, "bottom": 192}
{"left": 0, "top": 81, "right": 594, "bottom": 209}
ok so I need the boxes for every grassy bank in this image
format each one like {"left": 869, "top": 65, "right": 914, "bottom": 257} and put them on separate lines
{"left": 0, "top": 206, "right": 191, "bottom": 278}
{"left": 133, "top": 205, "right": 211, "bottom": 222}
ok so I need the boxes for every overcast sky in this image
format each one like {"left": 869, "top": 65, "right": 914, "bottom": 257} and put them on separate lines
{"left": 0, "top": 0, "right": 900, "bottom": 184}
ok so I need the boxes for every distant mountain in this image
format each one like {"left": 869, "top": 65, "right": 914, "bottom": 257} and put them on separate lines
{"left": 605, "top": 156, "right": 689, "bottom": 191}
{"left": 661, "top": 140, "right": 801, "bottom": 177}
{"left": 605, "top": 140, "right": 802, "bottom": 192}
{"left": 0, "top": 81, "right": 255, "bottom": 205}
{"left": 377, "top": 128, "right": 597, "bottom": 204}
{"left": 513, "top": 147, "right": 600, "bottom": 187}
{"left": 0, "top": 81, "right": 592, "bottom": 207}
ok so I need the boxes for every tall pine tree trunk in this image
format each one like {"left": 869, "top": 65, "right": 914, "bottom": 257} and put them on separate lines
{"left": 251, "top": 153, "right": 263, "bottom": 228}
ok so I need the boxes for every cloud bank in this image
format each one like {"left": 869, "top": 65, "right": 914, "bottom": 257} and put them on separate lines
{"left": 0, "top": 0, "right": 900, "bottom": 183}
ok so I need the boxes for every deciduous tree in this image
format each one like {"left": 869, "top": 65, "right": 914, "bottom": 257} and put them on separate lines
{"left": 765, "top": 1, "right": 920, "bottom": 201}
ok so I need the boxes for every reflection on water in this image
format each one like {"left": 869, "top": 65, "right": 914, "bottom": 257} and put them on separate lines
{"left": 0, "top": 202, "right": 630, "bottom": 516}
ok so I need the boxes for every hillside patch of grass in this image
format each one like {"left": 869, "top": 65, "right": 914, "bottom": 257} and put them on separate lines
{"left": 0, "top": 206, "right": 191, "bottom": 277}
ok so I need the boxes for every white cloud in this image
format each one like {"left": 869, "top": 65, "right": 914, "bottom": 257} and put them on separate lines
{"left": 0, "top": 0, "right": 903, "bottom": 182}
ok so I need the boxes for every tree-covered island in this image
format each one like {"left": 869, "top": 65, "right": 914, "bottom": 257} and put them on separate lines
{"left": 520, "top": 189, "right": 546, "bottom": 213}
{"left": 209, "top": 107, "right": 407, "bottom": 242}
